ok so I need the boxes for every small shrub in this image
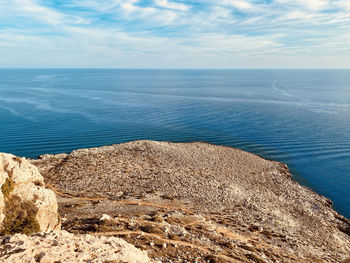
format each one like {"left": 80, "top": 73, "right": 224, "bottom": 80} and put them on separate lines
{"left": 1, "top": 177, "right": 14, "bottom": 199}
{"left": 1, "top": 194, "right": 40, "bottom": 235}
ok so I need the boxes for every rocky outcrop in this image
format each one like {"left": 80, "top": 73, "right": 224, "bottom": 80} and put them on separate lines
{"left": 0, "top": 153, "right": 60, "bottom": 234}
{"left": 0, "top": 231, "right": 153, "bottom": 263}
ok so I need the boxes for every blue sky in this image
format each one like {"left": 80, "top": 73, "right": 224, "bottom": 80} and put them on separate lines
{"left": 0, "top": 0, "right": 350, "bottom": 68}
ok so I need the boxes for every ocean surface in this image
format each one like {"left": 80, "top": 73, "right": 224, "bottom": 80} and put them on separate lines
{"left": 0, "top": 69, "right": 349, "bottom": 218}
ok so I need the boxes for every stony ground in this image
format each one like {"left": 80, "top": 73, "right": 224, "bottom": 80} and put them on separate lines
{"left": 0, "top": 230, "right": 153, "bottom": 263}
{"left": 31, "top": 140, "right": 350, "bottom": 262}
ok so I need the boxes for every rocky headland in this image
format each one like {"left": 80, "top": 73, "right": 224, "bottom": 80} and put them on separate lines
{"left": 1, "top": 140, "right": 350, "bottom": 262}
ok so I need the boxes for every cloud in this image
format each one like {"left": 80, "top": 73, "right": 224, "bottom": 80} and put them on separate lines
{"left": 337, "top": 0, "right": 350, "bottom": 11}
{"left": 0, "top": 0, "right": 63, "bottom": 26}
{"left": 154, "top": 0, "right": 190, "bottom": 11}
{"left": 116, "top": 0, "right": 182, "bottom": 25}
{"left": 120, "top": 0, "right": 143, "bottom": 12}
{"left": 0, "top": 0, "right": 349, "bottom": 68}
{"left": 302, "top": 0, "right": 329, "bottom": 10}
{"left": 275, "top": 0, "right": 330, "bottom": 11}
{"left": 66, "top": 0, "right": 122, "bottom": 12}
{"left": 285, "top": 11, "right": 316, "bottom": 20}
{"left": 15, "top": 0, "right": 64, "bottom": 25}
{"left": 222, "top": 0, "right": 255, "bottom": 10}
{"left": 0, "top": 0, "right": 88, "bottom": 27}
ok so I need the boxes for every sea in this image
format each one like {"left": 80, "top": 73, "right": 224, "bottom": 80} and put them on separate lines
{"left": 0, "top": 69, "right": 349, "bottom": 218}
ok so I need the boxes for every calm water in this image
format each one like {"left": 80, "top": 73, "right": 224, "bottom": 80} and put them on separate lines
{"left": 0, "top": 69, "right": 349, "bottom": 217}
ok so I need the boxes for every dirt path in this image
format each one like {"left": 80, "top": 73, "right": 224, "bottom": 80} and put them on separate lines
{"left": 47, "top": 183, "right": 193, "bottom": 213}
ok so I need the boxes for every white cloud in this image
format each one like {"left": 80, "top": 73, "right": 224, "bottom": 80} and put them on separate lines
{"left": 187, "top": 33, "right": 283, "bottom": 55}
{"left": 222, "top": 0, "right": 255, "bottom": 10}
{"left": 13, "top": 0, "right": 64, "bottom": 25}
{"left": 0, "top": 0, "right": 349, "bottom": 68}
{"left": 66, "top": 0, "right": 122, "bottom": 12}
{"left": 209, "top": 7, "right": 234, "bottom": 22}
{"left": 296, "top": 0, "right": 329, "bottom": 10}
{"left": 119, "top": 1, "right": 179, "bottom": 25}
{"left": 285, "top": 11, "right": 315, "bottom": 20}
{"left": 155, "top": 0, "right": 190, "bottom": 11}
{"left": 0, "top": 0, "right": 88, "bottom": 26}
{"left": 337, "top": 0, "right": 350, "bottom": 11}
{"left": 274, "top": 0, "right": 331, "bottom": 11}
{"left": 304, "top": 0, "right": 329, "bottom": 10}
{"left": 120, "top": 0, "right": 141, "bottom": 12}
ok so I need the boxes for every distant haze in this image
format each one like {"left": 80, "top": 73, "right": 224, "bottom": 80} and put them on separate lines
{"left": 0, "top": 0, "right": 349, "bottom": 68}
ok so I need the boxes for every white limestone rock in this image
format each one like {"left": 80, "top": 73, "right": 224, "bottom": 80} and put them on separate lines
{"left": 0, "top": 153, "right": 60, "bottom": 233}
{"left": 0, "top": 230, "right": 154, "bottom": 263}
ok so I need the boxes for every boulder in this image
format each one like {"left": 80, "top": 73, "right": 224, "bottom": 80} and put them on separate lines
{"left": 0, "top": 153, "right": 60, "bottom": 234}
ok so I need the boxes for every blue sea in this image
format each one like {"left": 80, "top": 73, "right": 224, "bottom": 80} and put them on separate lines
{"left": 0, "top": 69, "right": 349, "bottom": 218}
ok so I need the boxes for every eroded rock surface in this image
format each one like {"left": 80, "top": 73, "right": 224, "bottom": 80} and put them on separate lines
{"left": 0, "top": 230, "right": 153, "bottom": 263}
{"left": 0, "top": 153, "right": 60, "bottom": 233}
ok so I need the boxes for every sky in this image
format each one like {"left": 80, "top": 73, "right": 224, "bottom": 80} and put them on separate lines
{"left": 0, "top": 0, "right": 350, "bottom": 68}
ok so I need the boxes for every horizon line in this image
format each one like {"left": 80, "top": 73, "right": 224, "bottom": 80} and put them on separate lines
{"left": 1, "top": 67, "right": 350, "bottom": 70}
